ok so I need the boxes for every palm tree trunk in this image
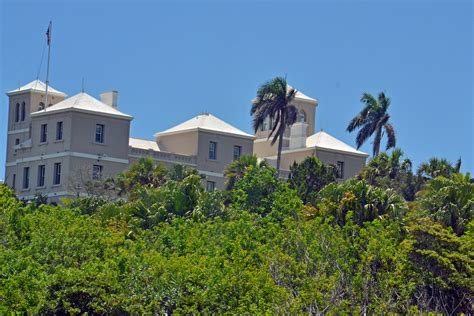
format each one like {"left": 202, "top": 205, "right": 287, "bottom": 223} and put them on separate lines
{"left": 276, "top": 133, "right": 283, "bottom": 177}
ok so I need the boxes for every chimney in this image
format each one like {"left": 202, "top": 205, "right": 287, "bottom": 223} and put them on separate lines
{"left": 100, "top": 91, "right": 119, "bottom": 108}
{"left": 289, "top": 122, "right": 308, "bottom": 149}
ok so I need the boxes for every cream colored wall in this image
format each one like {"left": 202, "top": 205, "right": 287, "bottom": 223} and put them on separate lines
{"left": 157, "top": 132, "right": 199, "bottom": 156}
{"left": 253, "top": 99, "right": 316, "bottom": 158}
{"left": 5, "top": 91, "right": 65, "bottom": 192}
{"left": 69, "top": 112, "right": 130, "bottom": 159}
{"left": 196, "top": 131, "right": 253, "bottom": 175}
{"left": 13, "top": 156, "right": 71, "bottom": 200}
{"left": 315, "top": 149, "right": 366, "bottom": 180}
{"left": 253, "top": 137, "right": 289, "bottom": 158}
{"left": 278, "top": 149, "right": 316, "bottom": 171}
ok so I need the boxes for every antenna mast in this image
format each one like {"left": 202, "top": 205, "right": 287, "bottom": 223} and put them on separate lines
{"left": 44, "top": 21, "right": 52, "bottom": 110}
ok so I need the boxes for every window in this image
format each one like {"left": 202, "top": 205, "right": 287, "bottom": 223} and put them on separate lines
{"left": 261, "top": 116, "right": 274, "bottom": 131}
{"left": 336, "top": 161, "right": 344, "bottom": 179}
{"left": 20, "top": 102, "right": 26, "bottom": 121}
{"left": 233, "top": 145, "right": 241, "bottom": 160}
{"left": 12, "top": 174, "right": 16, "bottom": 189}
{"left": 15, "top": 103, "right": 20, "bottom": 122}
{"left": 298, "top": 110, "right": 307, "bottom": 123}
{"left": 53, "top": 162, "right": 61, "bottom": 185}
{"left": 22, "top": 167, "right": 29, "bottom": 189}
{"left": 206, "top": 181, "right": 215, "bottom": 192}
{"left": 92, "top": 165, "right": 103, "bottom": 180}
{"left": 15, "top": 138, "right": 20, "bottom": 145}
{"left": 37, "top": 165, "right": 45, "bottom": 187}
{"left": 56, "top": 121, "right": 63, "bottom": 140}
{"left": 38, "top": 102, "right": 45, "bottom": 111}
{"left": 40, "top": 124, "right": 47, "bottom": 143}
{"left": 209, "top": 141, "right": 217, "bottom": 160}
{"left": 95, "top": 124, "right": 105, "bottom": 143}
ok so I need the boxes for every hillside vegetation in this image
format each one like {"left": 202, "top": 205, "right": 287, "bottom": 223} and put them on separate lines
{"left": 1, "top": 155, "right": 472, "bottom": 314}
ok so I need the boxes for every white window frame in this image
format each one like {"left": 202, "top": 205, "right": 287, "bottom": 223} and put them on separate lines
{"left": 37, "top": 165, "right": 46, "bottom": 187}
{"left": 336, "top": 161, "right": 344, "bottom": 179}
{"left": 233, "top": 145, "right": 242, "bottom": 161}
{"left": 209, "top": 141, "right": 217, "bottom": 160}
{"left": 40, "top": 124, "right": 48, "bottom": 143}
{"left": 95, "top": 124, "right": 105, "bottom": 143}
{"left": 92, "top": 164, "right": 103, "bottom": 180}
{"left": 56, "top": 121, "right": 63, "bottom": 140}
{"left": 53, "top": 162, "right": 61, "bottom": 185}
{"left": 206, "top": 181, "right": 216, "bottom": 192}
{"left": 23, "top": 167, "right": 29, "bottom": 189}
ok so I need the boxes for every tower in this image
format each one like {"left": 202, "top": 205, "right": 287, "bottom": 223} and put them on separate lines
{"left": 4, "top": 80, "right": 66, "bottom": 190}
{"left": 252, "top": 86, "right": 318, "bottom": 158}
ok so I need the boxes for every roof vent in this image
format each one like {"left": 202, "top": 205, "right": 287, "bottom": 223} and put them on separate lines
{"left": 100, "top": 91, "right": 118, "bottom": 108}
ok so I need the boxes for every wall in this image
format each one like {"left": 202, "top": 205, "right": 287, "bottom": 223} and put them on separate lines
{"left": 196, "top": 130, "right": 254, "bottom": 175}
{"left": 315, "top": 149, "right": 367, "bottom": 180}
{"left": 69, "top": 112, "right": 130, "bottom": 159}
{"left": 157, "top": 132, "right": 198, "bottom": 156}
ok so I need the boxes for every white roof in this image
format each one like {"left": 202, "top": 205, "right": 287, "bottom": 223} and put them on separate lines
{"left": 288, "top": 85, "right": 318, "bottom": 103}
{"left": 7, "top": 80, "right": 66, "bottom": 96}
{"left": 306, "top": 131, "right": 368, "bottom": 156}
{"left": 30, "top": 92, "right": 133, "bottom": 120}
{"left": 129, "top": 137, "right": 160, "bottom": 151}
{"left": 155, "top": 113, "right": 254, "bottom": 139}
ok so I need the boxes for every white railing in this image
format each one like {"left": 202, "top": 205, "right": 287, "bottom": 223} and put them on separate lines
{"left": 129, "top": 147, "right": 197, "bottom": 165}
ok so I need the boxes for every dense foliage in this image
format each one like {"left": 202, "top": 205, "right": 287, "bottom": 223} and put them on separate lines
{"left": 1, "top": 155, "right": 472, "bottom": 314}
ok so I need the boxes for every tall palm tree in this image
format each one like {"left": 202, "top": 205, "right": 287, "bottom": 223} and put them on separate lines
{"left": 251, "top": 77, "right": 298, "bottom": 175}
{"left": 347, "top": 92, "right": 396, "bottom": 156}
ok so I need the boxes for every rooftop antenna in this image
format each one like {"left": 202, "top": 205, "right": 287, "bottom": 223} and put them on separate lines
{"left": 81, "top": 78, "right": 85, "bottom": 93}
{"left": 44, "top": 21, "right": 52, "bottom": 110}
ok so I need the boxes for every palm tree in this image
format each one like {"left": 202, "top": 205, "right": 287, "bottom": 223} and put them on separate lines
{"left": 347, "top": 92, "right": 396, "bottom": 156}
{"left": 224, "top": 155, "right": 269, "bottom": 190}
{"left": 417, "top": 157, "right": 462, "bottom": 179}
{"left": 251, "top": 77, "right": 298, "bottom": 175}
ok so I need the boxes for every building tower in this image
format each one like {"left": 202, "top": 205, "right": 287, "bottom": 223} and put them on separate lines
{"left": 5, "top": 80, "right": 66, "bottom": 189}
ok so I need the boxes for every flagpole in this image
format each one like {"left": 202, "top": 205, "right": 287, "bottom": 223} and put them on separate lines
{"left": 44, "top": 21, "right": 52, "bottom": 110}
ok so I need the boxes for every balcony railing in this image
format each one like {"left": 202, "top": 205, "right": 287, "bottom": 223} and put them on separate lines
{"left": 129, "top": 147, "right": 197, "bottom": 165}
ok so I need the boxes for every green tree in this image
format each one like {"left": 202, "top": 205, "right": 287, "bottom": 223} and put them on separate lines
{"left": 224, "top": 155, "right": 268, "bottom": 190}
{"left": 358, "top": 149, "right": 418, "bottom": 200}
{"left": 417, "top": 172, "right": 473, "bottom": 235}
{"left": 417, "top": 157, "right": 462, "bottom": 180}
{"left": 288, "top": 156, "right": 336, "bottom": 203}
{"left": 347, "top": 92, "right": 396, "bottom": 156}
{"left": 251, "top": 77, "right": 298, "bottom": 175}
{"left": 230, "top": 165, "right": 281, "bottom": 216}
{"left": 401, "top": 216, "right": 473, "bottom": 314}
{"left": 313, "top": 179, "right": 407, "bottom": 226}
{"left": 116, "top": 157, "right": 168, "bottom": 196}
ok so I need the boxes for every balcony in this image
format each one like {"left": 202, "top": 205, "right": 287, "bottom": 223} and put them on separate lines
{"left": 129, "top": 147, "right": 197, "bottom": 166}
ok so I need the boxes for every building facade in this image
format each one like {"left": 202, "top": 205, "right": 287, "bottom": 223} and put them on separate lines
{"left": 4, "top": 80, "right": 367, "bottom": 203}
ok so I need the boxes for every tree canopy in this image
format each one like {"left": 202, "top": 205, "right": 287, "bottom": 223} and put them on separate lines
{"left": 1, "top": 153, "right": 472, "bottom": 314}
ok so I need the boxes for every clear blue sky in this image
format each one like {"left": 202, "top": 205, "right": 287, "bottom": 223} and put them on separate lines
{"left": 1, "top": 0, "right": 473, "bottom": 177}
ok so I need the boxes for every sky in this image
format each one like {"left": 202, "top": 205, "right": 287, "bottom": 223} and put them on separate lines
{"left": 0, "top": 0, "right": 472, "bottom": 177}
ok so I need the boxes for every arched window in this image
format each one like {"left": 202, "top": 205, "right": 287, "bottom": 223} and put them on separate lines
{"left": 38, "top": 102, "right": 45, "bottom": 111}
{"left": 20, "top": 102, "right": 26, "bottom": 121}
{"left": 297, "top": 109, "right": 307, "bottom": 123}
{"left": 14, "top": 103, "right": 20, "bottom": 122}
